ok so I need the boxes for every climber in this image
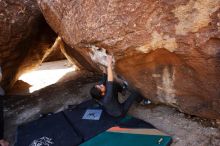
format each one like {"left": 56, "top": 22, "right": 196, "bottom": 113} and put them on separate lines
{"left": 90, "top": 55, "right": 145, "bottom": 117}
{"left": 0, "top": 66, "right": 9, "bottom": 146}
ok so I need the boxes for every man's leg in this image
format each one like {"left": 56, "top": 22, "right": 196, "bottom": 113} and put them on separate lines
{"left": 120, "top": 91, "right": 144, "bottom": 116}
{"left": 0, "top": 96, "right": 4, "bottom": 140}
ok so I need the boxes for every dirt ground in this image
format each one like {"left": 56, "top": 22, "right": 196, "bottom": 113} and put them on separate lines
{"left": 4, "top": 71, "right": 220, "bottom": 146}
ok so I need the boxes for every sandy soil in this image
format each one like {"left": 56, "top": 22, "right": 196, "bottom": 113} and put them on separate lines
{"left": 130, "top": 105, "right": 220, "bottom": 146}
{"left": 4, "top": 71, "right": 220, "bottom": 146}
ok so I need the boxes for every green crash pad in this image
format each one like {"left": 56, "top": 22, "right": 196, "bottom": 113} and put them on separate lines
{"left": 80, "top": 117, "right": 172, "bottom": 146}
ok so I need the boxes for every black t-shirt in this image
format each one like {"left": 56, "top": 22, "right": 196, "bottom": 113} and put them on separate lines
{"left": 97, "top": 74, "right": 124, "bottom": 117}
{"left": 100, "top": 81, "right": 123, "bottom": 117}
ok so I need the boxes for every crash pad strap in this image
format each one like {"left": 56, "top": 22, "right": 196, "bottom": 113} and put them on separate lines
{"left": 108, "top": 126, "right": 168, "bottom": 136}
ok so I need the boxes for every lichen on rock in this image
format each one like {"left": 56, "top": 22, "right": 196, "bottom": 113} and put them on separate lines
{"left": 173, "top": 0, "right": 220, "bottom": 35}
{"left": 136, "top": 31, "right": 178, "bottom": 53}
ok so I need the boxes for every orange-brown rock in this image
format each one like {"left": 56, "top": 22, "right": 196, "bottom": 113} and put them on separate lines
{"left": 38, "top": 0, "right": 220, "bottom": 119}
{"left": 0, "top": 0, "right": 56, "bottom": 89}
{"left": 44, "top": 47, "right": 65, "bottom": 62}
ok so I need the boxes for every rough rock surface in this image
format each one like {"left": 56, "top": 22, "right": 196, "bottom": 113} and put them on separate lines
{"left": 38, "top": 0, "right": 220, "bottom": 119}
{"left": 0, "top": 0, "right": 56, "bottom": 90}
{"left": 44, "top": 46, "right": 65, "bottom": 62}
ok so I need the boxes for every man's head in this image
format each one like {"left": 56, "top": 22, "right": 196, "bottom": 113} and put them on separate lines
{"left": 90, "top": 84, "right": 106, "bottom": 100}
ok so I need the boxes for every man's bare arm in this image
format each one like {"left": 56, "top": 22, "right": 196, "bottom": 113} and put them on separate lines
{"left": 107, "top": 55, "right": 113, "bottom": 82}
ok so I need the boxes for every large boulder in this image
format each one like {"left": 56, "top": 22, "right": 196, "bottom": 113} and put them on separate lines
{"left": 38, "top": 0, "right": 220, "bottom": 119}
{"left": 0, "top": 0, "right": 56, "bottom": 90}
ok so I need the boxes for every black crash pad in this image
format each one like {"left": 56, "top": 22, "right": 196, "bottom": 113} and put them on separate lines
{"left": 15, "top": 99, "right": 172, "bottom": 146}
{"left": 15, "top": 112, "right": 82, "bottom": 146}
{"left": 63, "top": 100, "right": 121, "bottom": 140}
{"left": 15, "top": 99, "right": 121, "bottom": 146}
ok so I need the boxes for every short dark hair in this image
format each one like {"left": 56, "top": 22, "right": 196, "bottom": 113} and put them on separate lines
{"left": 90, "top": 86, "right": 102, "bottom": 100}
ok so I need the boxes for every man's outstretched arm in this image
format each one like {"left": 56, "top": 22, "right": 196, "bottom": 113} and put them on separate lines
{"left": 107, "top": 55, "right": 113, "bottom": 82}
{"left": 103, "top": 55, "right": 114, "bottom": 102}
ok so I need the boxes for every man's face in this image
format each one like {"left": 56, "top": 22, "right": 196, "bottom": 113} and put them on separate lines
{"left": 95, "top": 84, "right": 106, "bottom": 96}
